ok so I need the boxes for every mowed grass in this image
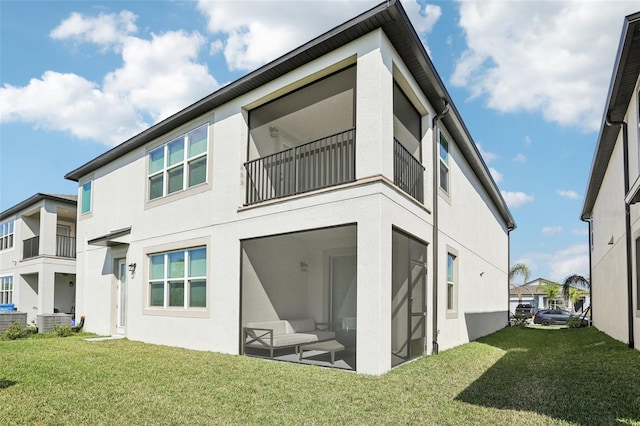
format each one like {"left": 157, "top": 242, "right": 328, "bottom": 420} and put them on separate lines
{"left": 1, "top": 327, "right": 640, "bottom": 425}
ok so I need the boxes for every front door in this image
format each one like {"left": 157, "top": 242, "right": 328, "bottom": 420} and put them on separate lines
{"left": 116, "top": 259, "right": 127, "bottom": 335}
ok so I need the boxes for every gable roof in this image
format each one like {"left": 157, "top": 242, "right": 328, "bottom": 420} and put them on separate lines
{"left": 581, "top": 11, "right": 640, "bottom": 220}
{"left": 0, "top": 193, "right": 77, "bottom": 221}
{"left": 64, "top": 0, "right": 515, "bottom": 230}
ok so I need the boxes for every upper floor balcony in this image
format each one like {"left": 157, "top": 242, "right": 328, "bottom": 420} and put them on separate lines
{"left": 22, "top": 235, "right": 76, "bottom": 260}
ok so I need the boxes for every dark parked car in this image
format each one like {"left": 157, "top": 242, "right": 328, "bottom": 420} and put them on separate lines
{"left": 514, "top": 304, "right": 535, "bottom": 317}
{"left": 533, "top": 309, "right": 587, "bottom": 326}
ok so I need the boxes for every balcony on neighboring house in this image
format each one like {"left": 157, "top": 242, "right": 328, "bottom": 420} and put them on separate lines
{"left": 22, "top": 235, "right": 76, "bottom": 260}
{"left": 245, "top": 129, "right": 355, "bottom": 205}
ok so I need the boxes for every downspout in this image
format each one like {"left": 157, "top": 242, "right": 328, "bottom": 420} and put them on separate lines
{"left": 605, "top": 116, "right": 634, "bottom": 349}
{"left": 507, "top": 228, "right": 513, "bottom": 326}
{"left": 431, "top": 100, "right": 450, "bottom": 355}
{"left": 581, "top": 217, "right": 593, "bottom": 319}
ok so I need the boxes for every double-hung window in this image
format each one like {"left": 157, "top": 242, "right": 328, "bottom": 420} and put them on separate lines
{"left": 0, "top": 220, "right": 14, "bottom": 251}
{"left": 148, "top": 125, "right": 208, "bottom": 200}
{"left": 439, "top": 133, "right": 450, "bottom": 193}
{"left": 81, "top": 181, "right": 92, "bottom": 214}
{"left": 149, "top": 247, "right": 207, "bottom": 309}
{"left": 0, "top": 276, "right": 13, "bottom": 304}
{"left": 446, "top": 251, "right": 457, "bottom": 317}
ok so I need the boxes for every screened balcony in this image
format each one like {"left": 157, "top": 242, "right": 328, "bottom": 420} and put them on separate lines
{"left": 394, "top": 138, "right": 424, "bottom": 203}
{"left": 245, "top": 66, "right": 356, "bottom": 206}
{"left": 23, "top": 236, "right": 39, "bottom": 259}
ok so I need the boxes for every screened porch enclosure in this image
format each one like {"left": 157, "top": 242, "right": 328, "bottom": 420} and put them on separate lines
{"left": 245, "top": 67, "right": 356, "bottom": 205}
{"left": 241, "top": 225, "right": 357, "bottom": 370}
{"left": 392, "top": 229, "right": 428, "bottom": 367}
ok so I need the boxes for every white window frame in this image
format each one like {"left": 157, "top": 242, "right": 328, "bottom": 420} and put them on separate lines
{"left": 0, "top": 220, "right": 14, "bottom": 251}
{"left": 446, "top": 247, "right": 458, "bottom": 319}
{"left": 148, "top": 246, "right": 207, "bottom": 310}
{"left": 439, "top": 132, "right": 450, "bottom": 194}
{"left": 0, "top": 275, "right": 13, "bottom": 304}
{"left": 148, "top": 124, "right": 209, "bottom": 201}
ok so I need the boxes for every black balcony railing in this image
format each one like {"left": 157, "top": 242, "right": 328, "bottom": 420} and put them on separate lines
{"left": 22, "top": 236, "right": 39, "bottom": 259}
{"left": 394, "top": 138, "right": 425, "bottom": 203}
{"left": 244, "top": 128, "right": 356, "bottom": 205}
{"left": 56, "top": 235, "right": 76, "bottom": 258}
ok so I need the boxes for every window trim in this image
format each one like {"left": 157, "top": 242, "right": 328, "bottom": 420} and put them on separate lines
{"left": 143, "top": 237, "right": 210, "bottom": 318}
{"left": 79, "top": 179, "right": 93, "bottom": 218}
{"left": 146, "top": 123, "right": 210, "bottom": 204}
{"left": 0, "top": 220, "right": 14, "bottom": 252}
{"left": 439, "top": 131, "right": 451, "bottom": 197}
{"left": 445, "top": 246, "right": 458, "bottom": 319}
{"left": 0, "top": 275, "right": 14, "bottom": 304}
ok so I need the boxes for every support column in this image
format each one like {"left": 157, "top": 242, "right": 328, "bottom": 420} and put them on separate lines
{"left": 39, "top": 204, "right": 57, "bottom": 256}
{"left": 37, "top": 265, "right": 55, "bottom": 314}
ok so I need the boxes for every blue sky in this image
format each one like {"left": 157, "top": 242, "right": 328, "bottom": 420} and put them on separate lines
{"left": 1, "top": 0, "right": 638, "bottom": 281}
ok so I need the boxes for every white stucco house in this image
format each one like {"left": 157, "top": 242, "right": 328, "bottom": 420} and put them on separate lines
{"left": 581, "top": 11, "right": 640, "bottom": 351}
{"left": 0, "top": 193, "right": 77, "bottom": 324}
{"left": 509, "top": 278, "right": 590, "bottom": 314}
{"left": 64, "top": 0, "right": 514, "bottom": 375}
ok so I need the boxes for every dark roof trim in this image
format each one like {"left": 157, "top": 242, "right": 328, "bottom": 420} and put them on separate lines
{"left": 0, "top": 193, "right": 77, "bottom": 221}
{"left": 582, "top": 11, "right": 640, "bottom": 220}
{"left": 87, "top": 227, "right": 132, "bottom": 246}
{"left": 64, "top": 0, "right": 514, "bottom": 229}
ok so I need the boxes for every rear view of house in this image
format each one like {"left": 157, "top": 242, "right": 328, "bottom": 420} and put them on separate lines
{"left": 0, "top": 194, "right": 77, "bottom": 325}
{"left": 581, "top": 11, "right": 640, "bottom": 350}
{"left": 65, "top": 0, "right": 514, "bottom": 375}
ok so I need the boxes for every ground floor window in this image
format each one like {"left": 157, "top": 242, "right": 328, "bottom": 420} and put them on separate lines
{"left": 148, "top": 247, "right": 206, "bottom": 309}
{"left": 0, "top": 275, "right": 13, "bottom": 304}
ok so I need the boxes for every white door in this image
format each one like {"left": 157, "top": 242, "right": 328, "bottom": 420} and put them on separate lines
{"left": 116, "top": 259, "right": 127, "bottom": 335}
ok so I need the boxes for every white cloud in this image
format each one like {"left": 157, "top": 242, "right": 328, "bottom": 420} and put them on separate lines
{"left": 519, "top": 243, "right": 589, "bottom": 282}
{"left": 542, "top": 226, "right": 563, "bottom": 236}
{"left": 452, "top": 1, "right": 639, "bottom": 131}
{"left": 572, "top": 228, "right": 589, "bottom": 236}
{"left": 557, "top": 189, "right": 581, "bottom": 200}
{"left": 501, "top": 190, "right": 534, "bottom": 208}
{"left": 1, "top": 12, "right": 218, "bottom": 146}
{"left": 513, "top": 153, "right": 526, "bottom": 164}
{"left": 489, "top": 167, "right": 503, "bottom": 183}
{"left": 523, "top": 135, "right": 532, "bottom": 147}
{"left": 197, "top": 0, "right": 441, "bottom": 71}
{"left": 476, "top": 143, "right": 497, "bottom": 163}
{"left": 50, "top": 11, "right": 138, "bottom": 51}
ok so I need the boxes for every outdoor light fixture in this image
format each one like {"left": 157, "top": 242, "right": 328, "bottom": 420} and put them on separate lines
{"left": 300, "top": 262, "right": 309, "bottom": 272}
{"left": 69, "top": 281, "right": 74, "bottom": 287}
{"left": 269, "top": 126, "right": 279, "bottom": 138}
{"left": 128, "top": 263, "right": 137, "bottom": 273}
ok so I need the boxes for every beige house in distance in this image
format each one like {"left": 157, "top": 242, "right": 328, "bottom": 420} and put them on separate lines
{"left": 65, "top": 0, "right": 514, "bottom": 375}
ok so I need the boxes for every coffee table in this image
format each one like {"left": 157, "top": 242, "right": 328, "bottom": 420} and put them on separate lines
{"left": 298, "top": 340, "right": 345, "bottom": 365}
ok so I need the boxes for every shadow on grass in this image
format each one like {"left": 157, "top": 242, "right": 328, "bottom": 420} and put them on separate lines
{"left": 0, "top": 379, "right": 17, "bottom": 389}
{"left": 455, "top": 327, "right": 640, "bottom": 425}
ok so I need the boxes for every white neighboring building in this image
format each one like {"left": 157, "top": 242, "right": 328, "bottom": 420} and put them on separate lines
{"left": 65, "top": 0, "right": 514, "bottom": 375}
{"left": 509, "top": 278, "right": 590, "bottom": 314}
{"left": 581, "top": 11, "right": 640, "bottom": 351}
{"left": 0, "top": 194, "right": 77, "bottom": 324}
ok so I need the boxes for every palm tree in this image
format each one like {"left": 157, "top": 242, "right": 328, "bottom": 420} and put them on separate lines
{"left": 538, "top": 279, "right": 561, "bottom": 308}
{"left": 509, "top": 263, "right": 531, "bottom": 284}
{"left": 562, "top": 274, "right": 590, "bottom": 300}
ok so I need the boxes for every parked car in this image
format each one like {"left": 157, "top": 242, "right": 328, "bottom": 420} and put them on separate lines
{"left": 514, "top": 304, "right": 535, "bottom": 317}
{"left": 533, "top": 309, "right": 587, "bottom": 326}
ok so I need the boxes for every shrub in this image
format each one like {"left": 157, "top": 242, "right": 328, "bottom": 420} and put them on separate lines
{"left": 53, "top": 324, "right": 74, "bottom": 337}
{"left": 566, "top": 317, "right": 583, "bottom": 328}
{"left": 510, "top": 315, "right": 530, "bottom": 328}
{"left": 3, "top": 321, "right": 28, "bottom": 340}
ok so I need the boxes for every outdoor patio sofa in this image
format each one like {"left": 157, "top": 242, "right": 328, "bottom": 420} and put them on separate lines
{"left": 243, "top": 318, "right": 335, "bottom": 358}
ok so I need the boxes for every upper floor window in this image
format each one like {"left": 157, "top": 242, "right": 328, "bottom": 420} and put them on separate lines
{"left": 439, "top": 133, "right": 450, "bottom": 193}
{"left": 148, "top": 125, "right": 208, "bottom": 201}
{"left": 149, "top": 246, "right": 207, "bottom": 309}
{"left": 0, "top": 276, "right": 13, "bottom": 304}
{"left": 81, "top": 181, "right": 92, "bottom": 214}
{"left": 0, "top": 220, "right": 14, "bottom": 251}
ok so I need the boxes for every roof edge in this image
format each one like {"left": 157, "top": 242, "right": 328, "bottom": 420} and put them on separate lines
{"left": 0, "top": 193, "right": 77, "bottom": 221}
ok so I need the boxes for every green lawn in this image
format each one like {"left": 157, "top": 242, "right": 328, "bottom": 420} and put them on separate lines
{"left": 1, "top": 327, "right": 639, "bottom": 425}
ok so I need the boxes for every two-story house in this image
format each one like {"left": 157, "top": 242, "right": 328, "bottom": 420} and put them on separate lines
{"left": 581, "top": 11, "right": 640, "bottom": 351}
{"left": 64, "top": 0, "right": 514, "bottom": 375}
{"left": 0, "top": 193, "right": 77, "bottom": 324}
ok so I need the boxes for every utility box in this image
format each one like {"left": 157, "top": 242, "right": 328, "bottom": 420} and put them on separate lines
{"left": 37, "top": 313, "right": 72, "bottom": 333}
{"left": 0, "top": 311, "right": 27, "bottom": 333}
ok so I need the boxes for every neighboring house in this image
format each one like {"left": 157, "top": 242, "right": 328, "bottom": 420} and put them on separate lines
{"left": 509, "top": 278, "right": 590, "bottom": 313}
{"left": 0, "top": 193, "right": 77, "bottom": 324}
{"left": 581, "top": 11, "right": 640, "bottom": 351}
{"left": 64, "top": 0, "right": 514, "bottom": 375}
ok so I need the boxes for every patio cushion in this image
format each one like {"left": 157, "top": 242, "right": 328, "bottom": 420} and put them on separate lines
{"left": 246, "top": 320, "right": 287, "bottom": 336}
{"left": 286, "top": 319, "right": 316, "bottom": 333}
